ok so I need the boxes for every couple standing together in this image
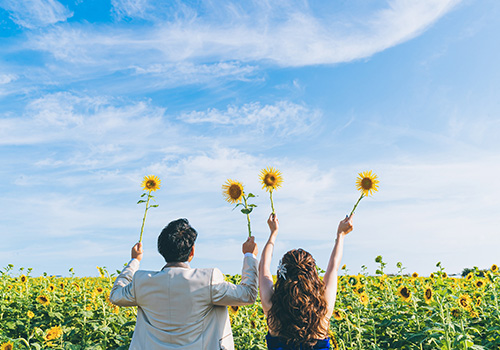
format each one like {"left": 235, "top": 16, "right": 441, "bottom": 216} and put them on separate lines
{"left": 109, "top": 213, "right": 354, "bottom": 350}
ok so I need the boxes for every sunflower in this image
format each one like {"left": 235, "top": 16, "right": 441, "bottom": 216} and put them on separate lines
{"left": 37, "top": 295, "right": 50, "bottom": 306}
{"left": 466, "top": 272, "right": 474, "bottom": 281}
{"left": 0, "top": 342, "right": 13, "bottom": 350}
{"left": 412, "top": 272, "right": 419, "bottom": 278}
{"left": 141, "top": 175, "right": 161, "bottom": 192}
{"left": 47, "top": 284, "right": 55, "bottom": 292}
{"left": 112, "top": 305, "right": 120, "bottom": 314}
{"left": 27, "top": 310, "right": 35, "bottom": 319}
{"left": 20, "top": 275, "right": 27, "bottom": 283}
{"left": 228, "top": 305, "right": 239, "bottom": 315}
{"left": 250, "top": 319, "right": 257, "bottom": 329}
{"left": 95, "top": 287, "right": 104, "bottom": 294}
{"left": 359, "top": 292, "right": 369, "bottom": 306}
{"left": 259, "top": 167, "right": 283, "bottom": 191}
{"left": 458, "top": 294, "right": 472, "bottom": 311}
{"left": 424, "top": 287, "right": 433, "bottom": 304}
{"left": 430, "top": 273, "right": 435, "bottom": 279}
{"left": 44, "top": 325, "right": 63, "bottom": 341}
{"left": 332, "top": 310, "right": 344, "bottom": 321}
{"left": 348, "top": 275, "right": 359, "bottom": 286}
{"left": 397, "top": 286, "right": 411, "bottom": 302}
{"left": 475, "top": 279, "right": 485, "bottom": 289}
{"left": 222, "top": 179, "right": 244, "bottom": 204}
{"left": 355, "top": 170, "right": 380, "bottom": 196}
{"left": 492, "top": 264, "right": 499, "bottom": 273}
{"left": 329, "top": 330, "right": 339, "bottom": 350}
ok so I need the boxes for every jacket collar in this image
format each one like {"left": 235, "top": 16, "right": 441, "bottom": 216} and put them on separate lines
{"left": 162, "top": 261, "right": 190, "bottom": 270}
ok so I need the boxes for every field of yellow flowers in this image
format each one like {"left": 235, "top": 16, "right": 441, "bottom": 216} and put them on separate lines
{"left": 1, "top": 260, "right": 499, "bottom": 350}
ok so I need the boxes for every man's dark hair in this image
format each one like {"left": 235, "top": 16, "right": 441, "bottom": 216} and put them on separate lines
{"left": 158, "top": 218, "right": 198, "bottom": 263}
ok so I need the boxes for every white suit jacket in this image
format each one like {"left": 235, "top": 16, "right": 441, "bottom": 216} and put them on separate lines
{"left": 109, "top": 255, "right": 258, "bottom": 350}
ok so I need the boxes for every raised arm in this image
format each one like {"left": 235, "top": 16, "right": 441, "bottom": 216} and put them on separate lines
{"left": 259, "top": 213, "right": 279, "bottom": 314}
{"left": 109, "top": 242, "right": 143, "bottom": 307}
{"left": 211, "top": 236, "right": 259, "bottom": 306}
{"left": 323, "top": 215, "right": 353, "bottom": 317}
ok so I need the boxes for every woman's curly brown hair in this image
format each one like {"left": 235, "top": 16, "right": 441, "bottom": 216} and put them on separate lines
{"left": 267, "top": 249, "right": 328, "bottom": 348}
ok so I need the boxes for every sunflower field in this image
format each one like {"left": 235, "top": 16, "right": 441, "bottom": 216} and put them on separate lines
{"left": 1, "top": 261, "right": 499, "bottom": 350}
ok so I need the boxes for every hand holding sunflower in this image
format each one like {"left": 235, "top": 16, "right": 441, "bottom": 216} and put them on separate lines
{"left": 138, "top": 175, "right": 161, "bottom": 243}
{"left": 350, "top": 170, "right": 379, "bottom": 216}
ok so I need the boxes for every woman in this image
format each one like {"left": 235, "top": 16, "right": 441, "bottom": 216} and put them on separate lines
{"left": 259, "top": 213, "right": 353, "bottom": 350}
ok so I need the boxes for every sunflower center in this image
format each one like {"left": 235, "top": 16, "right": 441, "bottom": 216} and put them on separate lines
{"left": 425, "top": 289, "right": 432, "bottom": 299}
{"left": 460, "top": 299, "right": 468, "bottom": 307}
{"left": 264, "top": 174, "right": 276, "bottom": 186}
{"left": 401, "top": 287, "right": 410, "bottom": 298}
{"left": 361, "top": 178, "right": 373, "bottom": 190}
{"left": 41, "top": 297, "right": 47, "bottom": 302}
{"left": 146, "top": 180, "right": 156, "bottom": 188}
{"left": 228, "top": 184, "right": 242, "bottom": 200}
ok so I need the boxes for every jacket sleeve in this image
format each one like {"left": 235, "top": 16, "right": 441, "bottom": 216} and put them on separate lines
{"left": 210, "top": 255, "right": 258, "bottom": 306}
{"left": 109, "top": 259, "right": 140, "bottom": 307}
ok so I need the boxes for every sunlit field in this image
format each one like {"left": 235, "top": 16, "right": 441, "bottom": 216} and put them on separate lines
{"left": 1, "top": 261, "right": 499, "bottom": 350}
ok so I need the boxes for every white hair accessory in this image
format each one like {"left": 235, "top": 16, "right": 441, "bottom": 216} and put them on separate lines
{"left": 277, "top": 259, "right": 287, "bottom": 280}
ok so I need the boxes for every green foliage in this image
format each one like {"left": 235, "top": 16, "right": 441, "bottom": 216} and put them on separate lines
{"left": 1, "top": 264, "right": 500, "bottom": 349}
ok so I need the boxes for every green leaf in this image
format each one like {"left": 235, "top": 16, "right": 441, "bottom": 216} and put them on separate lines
{"left": 141, "top": 193, "right": 147, "bottom": 197}
{"left": 150, "top": 204, "right": 159, "bottom": 208}
{"left": 241, "top": 208, "right": 253, "bottom": 214}
{"left": 232, "top": 203, "right": 244, "bottom": 211}
{"left": 247, "top": 193, "right": 256, "bottom": 198}
{"left": 137, "top": 200, "right": 146, "bottom": 204}
{"left": 248, "top": 204, "right": 257, "bottom": 208}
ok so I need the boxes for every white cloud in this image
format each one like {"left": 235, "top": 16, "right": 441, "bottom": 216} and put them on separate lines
{"left": 0, "top": 92, "right": 166, "bottom": 146}
{"left": 111, "top": 0, "right": 151, "bottom": 20}
{"left": 0, "top": 73, "right": 17, "bottom": 84}
{"left": 0, "top": 0, "right": 72, "bottom": 29}
{"left": 131, "top": 61, "right": 259, "bottom": 85}
{"left": 179, "top": 100, "right": 320, "bottom": 137}
{"left": 26, "top": 0, "right": 461, "bottom": 69}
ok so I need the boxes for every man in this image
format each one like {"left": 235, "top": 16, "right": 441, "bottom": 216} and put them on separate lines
{"left": 109, "top": 218, "right": 258, "bottom": 350}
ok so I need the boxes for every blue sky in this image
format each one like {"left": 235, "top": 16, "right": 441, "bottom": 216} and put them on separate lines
{"left": 1, "top": 0, "right": 499, "bottom": 277}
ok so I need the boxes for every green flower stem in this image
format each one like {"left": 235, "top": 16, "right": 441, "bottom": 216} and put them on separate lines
{"left": 350, "top": 193, "right": 365, "bottom": 216}
{"left": 270, "top": 190, "right": 275, "bottom": 214}
{"left": 243, "top": 195, "right": 252, "bottom": 237}
{"left": 139, "top": 191, "right": 152, "bottom": 243}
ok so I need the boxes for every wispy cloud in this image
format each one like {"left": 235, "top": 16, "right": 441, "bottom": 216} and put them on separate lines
{"left": 0, "top": 73, "right": 17, "bottom": 84}
{"left": 179, "top": 100, "right": 320, "bottom": 137}
{"left": 25, "top": 0, "right": 461, "bottom": 70}
{"left": 0, "top": 0, "right": 72, "bottom": 29}
{"left": 130, "top": 61, "right": 260, "bottom": 86}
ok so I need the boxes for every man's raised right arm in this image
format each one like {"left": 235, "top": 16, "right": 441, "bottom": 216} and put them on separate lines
{"left": 109, "top": 242, "right": 142, "bottom": 307}
{"left": 210, "top": 236, "right": 259, "bottom": 306}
